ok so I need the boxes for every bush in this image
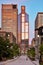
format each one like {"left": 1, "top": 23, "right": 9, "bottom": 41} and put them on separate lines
{"left": 40, "top": 62, "right": 43, "bottom": 65}
{"left": 0, "top": 36, "right": 20, "bottom": 61}
{"left": 39, "top": 44, "right": 43, "bottom": 55}
{"left": 27, "top": 48, "right": 35, "bottom": 60}
{"left": 13, "top": 44, "right": 20, "bottom": 57}
{"left": 39, "top": 44, "right": 43, "bottom": 64}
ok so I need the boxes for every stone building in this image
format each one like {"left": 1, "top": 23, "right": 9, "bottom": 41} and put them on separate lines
{"left": 35, "top": 12, "right": 43, "bottom": 58}
{"left": 31, "top": 38, "right": 35, "bottom": 48}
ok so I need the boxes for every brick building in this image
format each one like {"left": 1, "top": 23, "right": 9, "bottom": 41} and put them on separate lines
{"left": 0, "top": 30, "right": 16, "bottom": 43}
{"left": 2, "top": 4, "right": 18, "bottom": 43}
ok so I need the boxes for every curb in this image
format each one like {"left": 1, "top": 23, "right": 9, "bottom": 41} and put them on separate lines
{"left": 0, "top": 56, "right": 19, "bottom": 65}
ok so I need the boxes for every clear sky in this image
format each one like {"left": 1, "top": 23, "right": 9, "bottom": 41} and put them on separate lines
{"left": 0, "top": 0, "right": 43, "bottom": 44}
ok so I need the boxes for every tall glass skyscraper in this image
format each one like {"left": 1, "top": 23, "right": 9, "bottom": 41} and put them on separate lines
{"left": 18, "top": 6, "right": 29, "bottom": 53}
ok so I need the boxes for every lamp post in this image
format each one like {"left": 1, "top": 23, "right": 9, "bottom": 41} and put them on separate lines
{"left": 37, "top": 35, "right": 39, "bottom": 38}
{"left": 37, "top": 35, "right": 40, "bottom": 47}
{"left": 37, "top": 35, "right": 40, "bottom": 60}
{"left": 8, "top": 34, "right": 10, "bottom": 37}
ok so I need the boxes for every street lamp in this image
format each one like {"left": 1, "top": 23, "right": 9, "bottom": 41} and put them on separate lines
{"left": 37, "top": 35, "right": 40, "bottom": 60}
{"left": 7, "top": 46, "right": 9, "bottom": 48}
{"left": 8, "top": 34, "right": 10, "bottom": 37}
{"left": 37, "top": 35, "right": 39, "bottom": 46}
{"left": 37, "top": 35, "right": 39, "bottom": 38}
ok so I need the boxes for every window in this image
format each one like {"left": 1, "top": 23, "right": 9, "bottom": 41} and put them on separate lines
{"left": 22, "top": 23, "right": 25, "bottom": 32}
{"left": 25, "top": 23, "right": 28, "bottom": 32}
{"left": 25, "top": 33, "right": 28, "bottom": 39}
{"left": 22, "top": 14, "right": 25, "bottom": 22}
{"left": 25, "top": 25, "right": 28, "bottom": 32}
{"left": 13, "top": 5, "right": 17, "bottom": 9}
{"left": 22, "top": 17, "right": 25, "bottom": 22}
{"left": 22, "top": 14, "right": 25, "bottom": 17}
{"left": 22, "top": 33, "right": 24, "bottom": 39}
{"left": 25, "top": 22, "right": 28, "bottom": 26}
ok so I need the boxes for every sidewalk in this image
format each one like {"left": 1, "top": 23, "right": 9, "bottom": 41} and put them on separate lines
{"left": 0, "top": 56, "right": 39, "bottom": 65}
{"left": 0, "top": 56, "right": 19, "bottom": 65}
{"left": 29, "top": 59, "right": 39, "bottom": 65}
{"left": 4, "top": 55, "right": 39, "bottom": 65}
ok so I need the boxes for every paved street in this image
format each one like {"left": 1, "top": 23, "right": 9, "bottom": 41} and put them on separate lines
{"left": 3, "top": 55, "right": 39, "bottom": 65}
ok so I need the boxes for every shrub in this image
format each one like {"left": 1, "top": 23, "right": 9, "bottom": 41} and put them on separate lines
{"left": 27, "top": 48, "right": 35, "bottom": 60}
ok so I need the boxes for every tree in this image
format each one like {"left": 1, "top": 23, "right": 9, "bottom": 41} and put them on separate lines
{"left": 27, "top": 48, "right": 35, "bottom": 60}
{"left": 39, "top": 44, "right": 43, "bottom": 65}
{"left": 0, "top": 37, "right": 14, "bottom": 60}
{"left": 0, "top": 37, "right": 5, "bottom": 60}
{"left": 13, "top": 44, "right": 20, "bottom": 56}
{"left": 39, "top": 44, "right": 43, "bottom": 55}
{"left": 30, "top": 48, "right": 35, "bottom": 58}
{"left": 0, "top": 36, "right": 20, "bottom": 61}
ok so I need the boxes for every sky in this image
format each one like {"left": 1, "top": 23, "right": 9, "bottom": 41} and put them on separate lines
{"left": 0, "top": 0, "right": 43, "bottom": 44}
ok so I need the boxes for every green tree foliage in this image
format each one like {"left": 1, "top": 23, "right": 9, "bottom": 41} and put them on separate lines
{"left": 27, "top": 48, "right": 35, "bottom": 60}
{"left": 0, "top": 36, "right": 20, "bottom": 61}
{"left": 39, "top": 44, "right": 43, "bottom": 55}
{"left": 13, "top": 44, "right": 20, "bottom": 56}
{"left": 39, "top": 44, "right": 43, "bottom": 65}
{"left": 30, "top": 48, "right": 35, "bottom": 57}
{"left": 0, "top": 37, "right": 14, "bottom": 60}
